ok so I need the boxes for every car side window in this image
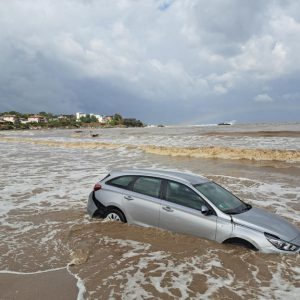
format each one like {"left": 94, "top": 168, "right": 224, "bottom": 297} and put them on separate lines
{"left": 106, "top": 176, "right": 136, "bottom": 190}
{"left": 165, "top": 181, "right": 205, "bottom": 210}
{"left": 132, "top": 177, "right": 162, "bottom": 198}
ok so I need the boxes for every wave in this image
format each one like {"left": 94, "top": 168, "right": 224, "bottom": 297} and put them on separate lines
{"left": 202, "top": 130, "right": 300, "bottom": 137}
{"left": 0, "top": 137, "right": 119, "bottom": 149}
{"left": 1, "top": 137, "right": 300, "bottom": 162}
{"left": 140, "top": 145, "right": 300, "bottom": 162}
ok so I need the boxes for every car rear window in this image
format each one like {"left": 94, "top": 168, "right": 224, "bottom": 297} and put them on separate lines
{"left": 106, "top": 176, "right": 136, "bottom": 190}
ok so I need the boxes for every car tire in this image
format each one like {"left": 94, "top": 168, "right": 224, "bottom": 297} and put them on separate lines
{"left": 104, "top": 208, "right": 126, "bottom": 223}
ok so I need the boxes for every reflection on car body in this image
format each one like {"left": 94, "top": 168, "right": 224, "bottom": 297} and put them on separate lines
{"left": 87, "top": 169, "right": 300, "bottom": 253}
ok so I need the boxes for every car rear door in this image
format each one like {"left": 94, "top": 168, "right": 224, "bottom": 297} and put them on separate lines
{"left": 122, "top": 176, "right": 162, "bottom": 227}
{"left": 158, "top": 180, "right": 217, "bottom": 240}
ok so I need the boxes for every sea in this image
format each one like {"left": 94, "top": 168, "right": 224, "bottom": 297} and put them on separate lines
{"left": 0, "top": 123, "right": 299, "bottom": 299}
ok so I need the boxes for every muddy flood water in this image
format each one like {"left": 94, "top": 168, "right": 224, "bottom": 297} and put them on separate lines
{"left": 0, "top": 123, "right": 299, "bottom": 299}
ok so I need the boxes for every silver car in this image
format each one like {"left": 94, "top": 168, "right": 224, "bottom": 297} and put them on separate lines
{"left": 87, "top": 169, "right": 300, "bottom": 253}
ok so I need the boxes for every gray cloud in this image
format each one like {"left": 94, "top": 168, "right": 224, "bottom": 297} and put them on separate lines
{"left": 254, "top": 94, "right": 273, "bottom": 102}
{"left": 0, "top": 0, "right": 299, "bottom": 124}
{"left": 187, "top": 0, "right": 269, "bottom": 56}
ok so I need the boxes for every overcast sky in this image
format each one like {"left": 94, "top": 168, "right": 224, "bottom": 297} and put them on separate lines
{"left": 0, "top": 0, "right": 300, "bottom": 124}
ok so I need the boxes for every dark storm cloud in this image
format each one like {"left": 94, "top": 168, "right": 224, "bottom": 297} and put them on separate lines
{"left": 0, "top": 0, "right": 299, "bottom": 124}
{"left": 0, "top": 38, "right": 80, "bottom": 113}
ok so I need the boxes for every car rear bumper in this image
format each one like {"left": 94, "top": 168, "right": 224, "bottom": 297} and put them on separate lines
{"left": 87, "top": 191, "right": 108, "bottom": 218}
{"left": 87, "top": 192, "right": 99, "bottom": 217}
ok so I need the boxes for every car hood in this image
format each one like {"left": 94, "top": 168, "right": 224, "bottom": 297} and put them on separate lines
{"left": 232, "top": 207, "right": 300, "bottom": 242}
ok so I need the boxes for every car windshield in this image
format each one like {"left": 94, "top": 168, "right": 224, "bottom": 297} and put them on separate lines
{"left": 193, "top": 182, "right": 251, "bottom": 214}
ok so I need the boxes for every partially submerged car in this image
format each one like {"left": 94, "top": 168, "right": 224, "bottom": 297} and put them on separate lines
{"left": 87, "top": 169, "right": 300, "bottom": 253}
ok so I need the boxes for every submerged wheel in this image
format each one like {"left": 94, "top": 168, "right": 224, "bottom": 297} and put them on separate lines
{"left": 104, "top": 208, "right": 126, "bottom": 223}
{"left": 223, "top": 238, "right": 257, "bottom": 251}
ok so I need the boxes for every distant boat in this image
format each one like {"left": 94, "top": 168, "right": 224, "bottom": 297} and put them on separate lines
{"left": 218, "top": 122, "right": 231, "bottom": 126}
{"left": 91, "top": 133, "right": 99, "bottom": 137}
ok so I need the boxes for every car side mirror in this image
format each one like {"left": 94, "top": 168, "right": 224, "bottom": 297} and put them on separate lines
{"left": 201, "top": 205, "right": 211, "bottom": 215}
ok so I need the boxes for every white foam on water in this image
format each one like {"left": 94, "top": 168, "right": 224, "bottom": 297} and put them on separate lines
{"left": 98, "top": 237, "right": 242, "bottom": 299}
{"left": 257, "top": 262, "right": 300, "bottom": 299}
{"left": 0, "top": 266, "right": 66, "bottom": 275}
{"left": 291, "top": 266, "right": 300, "bottom": 281}
{"left": 67, "top": 264, "right": 87, "bottom": 300}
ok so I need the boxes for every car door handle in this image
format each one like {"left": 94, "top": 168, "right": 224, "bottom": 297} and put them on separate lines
{"left": 124, "top": 195, "right": 134, "bottom": 201}
{"left": 162, "top": 206, "right": 173, "bottom": 212}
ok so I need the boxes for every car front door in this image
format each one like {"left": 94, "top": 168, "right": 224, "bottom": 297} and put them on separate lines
{"left": 158, "top": 180, "right": 217, "bottom": 240}
{"left": 122, "top": 176, "right": 162, "bottom": 227}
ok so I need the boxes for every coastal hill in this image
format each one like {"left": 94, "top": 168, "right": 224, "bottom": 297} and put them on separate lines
{"left": 0, "top": 111, "right": 144, "bottom": 130}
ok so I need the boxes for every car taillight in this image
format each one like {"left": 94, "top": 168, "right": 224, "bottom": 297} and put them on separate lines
{"left": 93, "top": 183, "right": 102, "bottom": 191}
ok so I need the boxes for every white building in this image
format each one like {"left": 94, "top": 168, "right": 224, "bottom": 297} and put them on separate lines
{"left": 76, "top": 112, "right": 86, "bottom": 120}
{"left": 28, "top": 115, "right": 47, "bottom": 123}
{"left": 20, "top": 118, "right": 30, "bottom": 124}
{"left": 2, "top": 115, "right": 18, "bottom": 123}
{"left": 76, "top": 112, "right": 104, "bottom": 123}
{"left": 91, "top": 114, "right": 104, "bottom": 123}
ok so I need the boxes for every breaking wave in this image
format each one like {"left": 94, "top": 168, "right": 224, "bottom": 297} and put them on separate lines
{"left": 1, "top": 136, "right": 300, "bottom": 162}
{"left": 0, "top": 137, "right": 119, "bottom": 149}
{"left": 202, "top": 130, "right": 300, "bottom": 137}
{"left": 141, "top": 145, "right": 300, "bottom": 163}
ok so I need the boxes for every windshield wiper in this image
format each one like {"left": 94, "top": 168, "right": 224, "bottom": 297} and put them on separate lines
{"left": 223, "top": 208, "right": 240, "bottom": 215}
{"left": 240, "top": 204, "right": 252, "bottom": 212}
{"left": 224, "top": 204, "right": 252, "bottom": 215}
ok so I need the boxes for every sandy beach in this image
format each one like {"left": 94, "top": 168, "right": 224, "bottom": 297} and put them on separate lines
{"left": 0, "top": 269, "right": 78, "bottom": 300}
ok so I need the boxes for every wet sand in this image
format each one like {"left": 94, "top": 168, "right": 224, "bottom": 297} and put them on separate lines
{"left": 0, "top": 269, "right": 78, "bottom": 300}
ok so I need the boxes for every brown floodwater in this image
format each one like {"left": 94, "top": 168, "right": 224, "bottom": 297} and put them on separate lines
{"left": 0, "top": 125, "right": 299, "bottom": 299}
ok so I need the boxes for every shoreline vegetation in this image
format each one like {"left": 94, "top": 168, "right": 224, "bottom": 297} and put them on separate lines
{"left": 0, "top": 111, "right": 144, "bottom": 130}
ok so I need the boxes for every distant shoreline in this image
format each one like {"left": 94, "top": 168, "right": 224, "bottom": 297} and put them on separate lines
{"left": 0, "top": 123, "right": 145, "bottom": 131}
{"left": 0, "top": 112, "right": 145, "bottom": 130}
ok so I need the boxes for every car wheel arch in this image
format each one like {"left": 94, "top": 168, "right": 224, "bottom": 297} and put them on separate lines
{"left": 106, "top": 205, "right": 127, "bottom": 223}
{"left": 222, "top": 237, "right": 258, "bottom": 251}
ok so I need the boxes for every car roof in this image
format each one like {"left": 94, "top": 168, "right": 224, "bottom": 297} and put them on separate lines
{"left": 109, "top": 168, "right": 209, "bottom": 185}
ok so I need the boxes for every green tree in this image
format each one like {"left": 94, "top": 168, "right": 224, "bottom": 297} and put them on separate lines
{"left": 123, "top": 118, "right": 144, "bottom": 127}
{"left": 80, "top": 114, "right": 98, "bottom": 123}
{"left": 39, "top": 111, "right": 53, "bottom": 119}
{"left": 110, "top": 113, "right": 123, "bottom": 125}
